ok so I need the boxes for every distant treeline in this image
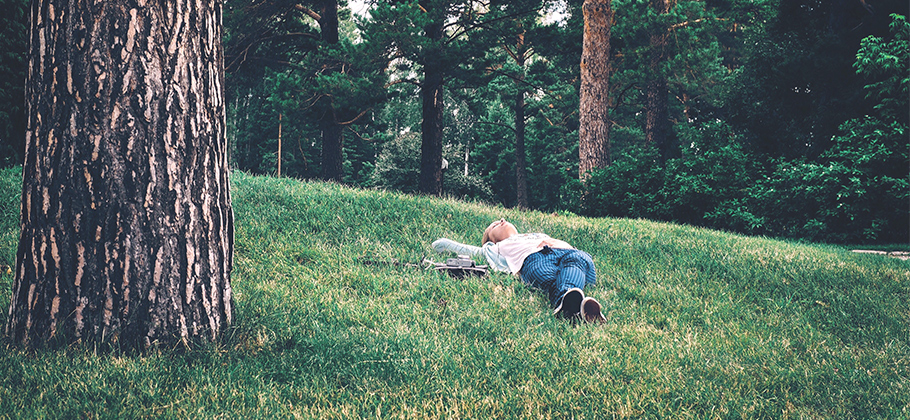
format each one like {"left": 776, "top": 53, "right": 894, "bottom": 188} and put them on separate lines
{"left": 0, "top": 0, "right": 906, "bottom": 243}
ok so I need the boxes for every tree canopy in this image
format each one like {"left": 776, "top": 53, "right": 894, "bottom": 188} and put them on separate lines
{"left": 0, "top": 0, "right": 906, "bottom": 244}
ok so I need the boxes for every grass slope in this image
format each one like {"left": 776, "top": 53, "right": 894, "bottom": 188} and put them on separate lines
{"left": 0, "top": 168, "right": 908, "bottom": 419}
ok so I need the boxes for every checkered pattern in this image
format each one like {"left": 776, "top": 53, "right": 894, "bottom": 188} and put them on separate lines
{"left": 519, "top": 248, "right": 597, "bottom": 307}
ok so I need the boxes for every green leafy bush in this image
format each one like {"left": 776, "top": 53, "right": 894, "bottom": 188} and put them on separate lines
{"left": 663, "top": 121, "right": 762, "bottom": 231}
{"left": 745, "top": 160, "right": 855, "bottom": 242}
{"left": 575, "top": 15, "right": 908, "bottom": 245}
{"left": 578, "top": 121, "right": 764, "bottom": 234}
{"left": 370, "top": 133, "right": 421, "bottom": 194}
{"left": 748, "top": 14, "right": 908, "bottom": 243}
{"left": 746, "top": 119, "right": 908, "bottom": 243}
{"left": 580, "top": 145, "right": 669, "bottom": 220}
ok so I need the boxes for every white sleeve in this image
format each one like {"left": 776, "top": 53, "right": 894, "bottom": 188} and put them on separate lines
{"left": 432, "top": 238, "right": 510, "bottom": 272}
{"left": 481, "top": 242, "right": 511, "bottom": 273}
{"left": 432, "top": 238, "right": 483, "bottom": 257}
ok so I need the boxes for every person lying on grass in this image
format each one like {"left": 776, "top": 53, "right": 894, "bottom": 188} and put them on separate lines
{"left": 433, "top": 218, "right": 606, "bottom": 323}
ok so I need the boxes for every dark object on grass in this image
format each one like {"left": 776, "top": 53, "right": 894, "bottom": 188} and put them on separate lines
{"left": 358, "top": 256, "right": 487, "bottom": 278}
{"left": 431, "top": 257, "right": 488, "bottom": 278}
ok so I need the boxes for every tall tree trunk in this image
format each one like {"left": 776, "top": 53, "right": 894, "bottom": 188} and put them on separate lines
{"left": 7, "top": 0, "right": 234, "bottom": 349}
{"left": 418, "top": 5, "right": 445, "bottom": 196}
{"left": 514, "top": 89, "right": 529, "bottom": 208}
{"left": 513, "top": 37, "right": 529, "bottom": 209}
{"left": 579, "top": 0, "right": 613, "bottom": 179}
{"left": 318, "top": 0, "right": 344, "bottom": 182}
{"left": 645, "top": 0, "right": 671, "bottom": 161}
{"left": 319, "top": 0, "right": 339, "bottom": 44}
{"left": 320, "top": 119, "right": 344, "bottom": 182}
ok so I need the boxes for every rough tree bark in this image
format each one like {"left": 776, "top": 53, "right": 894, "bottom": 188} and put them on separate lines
{"left": 6, "top": 0, "right": 234, "bottom": 349}
{"left": 418, "top": 1, "right": 445, "bottom": 196}
{"left": 579, "top": 0, "right": 613, "bottom": 178}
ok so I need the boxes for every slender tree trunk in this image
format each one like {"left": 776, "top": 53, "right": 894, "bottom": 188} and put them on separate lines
{"left": 7, "top": 0, "right": 234, "bottom": 349}
{"left": 579, "top": 0, "right": 613, "bottom": 179}
{"left": 320, "top": 120, "right": 344, "bottom": 182}
{"left": 513, "top": 38, "right": 529, "bottom": 209}
{"left": 319, "top": 0, "right": 339, "bottom": 45}
{"left": 515, "top": 90, "right": 529, "bottom": 208}
{"left": 317, "top": 0, "right": 342, "bottom": 182}
{"left": 318, "top": 0, "right": 344, "bottom": 182}
{"left": 418, "top": 5, "right": 445, "bottom": 196}
{"left": 646, "top": 0, "right": 671, "bottom": 161}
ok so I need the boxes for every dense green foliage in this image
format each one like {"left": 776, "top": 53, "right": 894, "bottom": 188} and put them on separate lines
{"left": 1, "top": 168, "right": 908, "bottom": 418}
{"left": 578, "top": 13, "right": 910, "bottom": 244}
{"left": 0, "top": 0, "right": 27, "bottom": 168}
{"left": 0, "top": 0, "right": 906, "bottom": 243}
{"left": 219, "top": 0, "right": 910, "bottom": 244}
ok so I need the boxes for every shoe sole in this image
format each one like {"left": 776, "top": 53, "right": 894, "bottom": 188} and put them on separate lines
{"left": 554, "top": 288, "right": 584, "bottom": 318}
{"left": 581, "top": 297, "right": 606, "bottom": 323}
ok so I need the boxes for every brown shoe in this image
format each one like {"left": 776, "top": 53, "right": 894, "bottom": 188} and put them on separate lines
{"left": 581, "top": 297, "right": 606, "bottom": 323}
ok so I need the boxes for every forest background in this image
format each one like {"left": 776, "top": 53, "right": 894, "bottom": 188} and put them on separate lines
{"left": 0, "top": 0, "right": 907, "bottom": 245}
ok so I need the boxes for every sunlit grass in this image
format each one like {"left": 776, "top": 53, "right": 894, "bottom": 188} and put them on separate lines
{"left": 0, "top": 169, "right": 908, "bottom": 419}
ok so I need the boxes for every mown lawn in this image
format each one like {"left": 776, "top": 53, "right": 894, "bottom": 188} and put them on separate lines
{"left": 0, "top": 167, "right": 908, "bottom": 419}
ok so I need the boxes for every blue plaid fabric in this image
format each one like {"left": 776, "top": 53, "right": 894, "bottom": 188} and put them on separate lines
{"left": 519, "top": 247, "right": 597, "bottom": 307}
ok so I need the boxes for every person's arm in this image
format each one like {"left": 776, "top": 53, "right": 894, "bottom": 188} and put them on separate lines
{"left": 431, "top": 238, "right": 510, "bottom": 272}
{"left": 481, "top": 242, "right": 511, "bottom": 272}
{"left": 432, "top": 238, "right": 483, "bottom": 257}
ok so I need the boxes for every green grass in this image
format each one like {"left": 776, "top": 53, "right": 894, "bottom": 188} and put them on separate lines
{"left": 1, "top": 168, "right": 908, "bottom": 419}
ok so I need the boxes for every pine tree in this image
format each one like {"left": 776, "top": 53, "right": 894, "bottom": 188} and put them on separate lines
{"left": 364, "top": 0, "right": 496, "bottom": 196}
{"left": 645, "top": 0, "right": 671, "bottom": 161}
{"left": 579, "top": 0, "right": 613, "bottom": 177}
{"left": 7, "top": 0, "right": 234, "bottom": 349}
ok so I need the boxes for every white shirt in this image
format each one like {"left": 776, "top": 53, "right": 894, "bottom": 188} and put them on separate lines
{"left": 494, "top": 233, "right": 572, "bottom": 274}
{"left": 432, "top": 234, "right": 575, "bottom": 274}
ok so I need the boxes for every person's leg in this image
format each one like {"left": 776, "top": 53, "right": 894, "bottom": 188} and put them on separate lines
{"left": 550, "top": 249, "right": 597, "bottom": 318}
{"left": 558, "top": 250, "right": 604, "bottom": 323}
{"left": 520, "top": 248, "right": 596, "bottom": 312}
{"left": 555, "top": 250, "right": 596, "bottom": 292}
{"left": 519, "top": 251, "right": 561, "bottom": 306}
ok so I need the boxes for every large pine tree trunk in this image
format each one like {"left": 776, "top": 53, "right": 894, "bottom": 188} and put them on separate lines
{"left": 579, "top": 0, "right": 613, "bottom": 178}
{"left": 6, "top": 0, "right": 234, "bottom": 349}
{"left": 418, "top": 9, "right": 445, "bottom": 196}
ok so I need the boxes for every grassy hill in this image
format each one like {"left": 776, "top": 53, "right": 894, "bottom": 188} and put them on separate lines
{"left": 0, "top": 167, "right": 908, "bottom": 419}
